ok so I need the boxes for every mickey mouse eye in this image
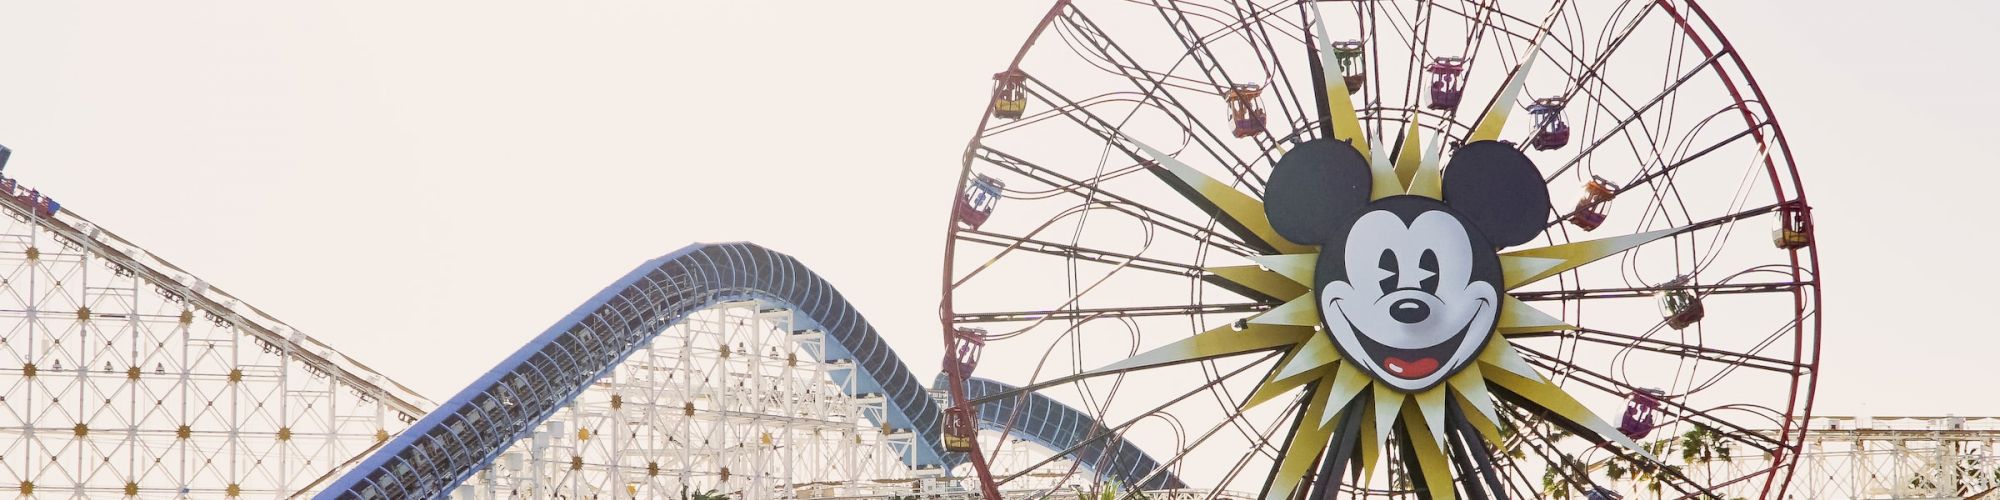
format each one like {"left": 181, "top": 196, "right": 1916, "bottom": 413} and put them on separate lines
{"left": 1378, "top": 249, "right": 1397, "bottom": 296}
{"left": 1419, "top": 249, "right": 1439, "bottom": 294}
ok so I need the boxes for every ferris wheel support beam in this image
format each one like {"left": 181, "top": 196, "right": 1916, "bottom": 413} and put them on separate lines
{"left": 973, "top": 146, "right": 1261, "bottom": 257}
{"left": 1511, "top": 280, "right": 1805, "bottom": 302}
{"left": 1513, "top": 345, "right": 1786, "bottom": 453}
{"left": 1055, "top": 7, "right": 1279, "bottom": 191}
{"left": 1519, "top": 327, "right": 1805, "bottom": 375}
{"left": 952, "top": 302, "right": 1269, "bottom": 324}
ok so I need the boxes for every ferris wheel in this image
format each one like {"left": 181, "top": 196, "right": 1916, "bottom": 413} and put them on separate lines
{"left": 938, "top": 1, "right": 1818, "bottom": 499}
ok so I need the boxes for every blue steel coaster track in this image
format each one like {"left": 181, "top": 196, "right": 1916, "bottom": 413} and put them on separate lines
{"left": 321, "top": 242, "right": 1179, "bottom": 499}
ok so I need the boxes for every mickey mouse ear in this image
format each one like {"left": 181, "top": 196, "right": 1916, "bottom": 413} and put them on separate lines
{"left": 1264, "top": 138, "right": 1373, "bottom": 245}
{"left": 1441, "top": 140, "right": 1552, "bottom": 248}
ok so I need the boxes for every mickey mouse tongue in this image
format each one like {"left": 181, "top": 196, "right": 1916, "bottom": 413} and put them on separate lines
{"left": 1383, "top": 357, "right": 1441, "bottom": 379}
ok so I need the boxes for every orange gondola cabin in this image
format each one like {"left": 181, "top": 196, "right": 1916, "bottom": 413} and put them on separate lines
{"left": 1570, "top": 175, "right": 1617, "bottom": 231}
{"left": 1224, "top": 84, "right": 1268, "bottom": 138}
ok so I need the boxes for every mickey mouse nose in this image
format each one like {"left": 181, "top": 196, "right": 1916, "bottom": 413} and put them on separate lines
{"left": 1390, "top": 298, "right": 1430, "bottom": 324}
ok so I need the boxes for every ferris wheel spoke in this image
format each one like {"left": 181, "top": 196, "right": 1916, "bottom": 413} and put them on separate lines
{"left": 986, "top": 352, "right": 1276, "bottom": 487}
{"left": 1052, "top": 9, "right": 1276, "bottom": 188}
{"left": 1510, "top": 327, "right": 1803, "bottom": 375}
{"left": 1530, "top": 199, "right": 1784, "bottom": 265}
{"left": 1510, "top": 345, "right": 1786, "bottom": 453}
{"left": 1610, "top": 120, "right": 1769, "bottom": 197}
{"left": 952, "top": 302, "right": 1268, "bottom": 324}
{"left": 1015, "top": 72, "right": 1251, "bottom": 190}
{"left": 1511, "top": 280, "right": 1805, "bottom": 302}
{"left": 1500, "top": 401, "right": 1715, "bottom": 499}
{"left": 1545, "top": 48, "right": 1735, "bottom": 182}
{"left": 954, "top": 229, "right": 1201, "bottom": 279}
{"left": 972, "top": 146, "right": 1261, "bottom": 257}
{"left": 1012, "top": 77, "right": 1309, "bottom": 255}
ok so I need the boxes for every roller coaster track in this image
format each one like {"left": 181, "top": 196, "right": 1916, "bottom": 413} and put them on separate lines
{"left": 320, "top": 242, "right": 1182, "bottom": 499}
{"left": 1, "top": 186, "right": 433, "bottom": 421}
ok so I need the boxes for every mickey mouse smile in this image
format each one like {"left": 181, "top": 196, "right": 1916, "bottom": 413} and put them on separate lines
{"left": 1330, "top": 296, "right": 1487, "bottom": 380}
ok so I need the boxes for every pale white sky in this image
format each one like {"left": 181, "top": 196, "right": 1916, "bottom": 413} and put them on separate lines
{"left": 0, "top": 1, "right": 1989, "bottom": 425}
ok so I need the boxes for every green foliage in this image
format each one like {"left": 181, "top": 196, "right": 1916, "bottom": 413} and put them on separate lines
{"left": 680, "top": 485, "right": 729, "bottom": 500}
{"left": 1678, "top": 424, "right": 1731, "bottom": 464}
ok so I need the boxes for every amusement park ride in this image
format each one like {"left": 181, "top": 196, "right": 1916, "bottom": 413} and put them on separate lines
{"left": 0, "top": 0, "right": 1853, "bottom": 499}
{"left": 939, "top": 0, "right": 1820, "bottom": 498}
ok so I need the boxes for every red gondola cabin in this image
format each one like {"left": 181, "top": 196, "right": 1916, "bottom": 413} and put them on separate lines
{"left": 1528, "top": 97, "right": 1571, "bottom": 150}
{"left": 1618, "top": 388, "right": 1666, "bottom": 440}
{"left": 956, "top": 174, "right": 1005, "bottom": 230}
{"left": 1426, "top": 57, "right": 1466, "bottom": 111}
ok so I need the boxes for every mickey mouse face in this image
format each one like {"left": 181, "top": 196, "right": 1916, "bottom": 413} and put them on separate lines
{"left": 1265, "top": 138, "right": 1549, "bottom": 392}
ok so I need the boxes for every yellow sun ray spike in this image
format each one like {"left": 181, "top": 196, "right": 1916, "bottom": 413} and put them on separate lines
{"left": 1126, "top": 136, "right": 1312, "bottom": 255}
{"left": 1263, "top": 383, "right": 1338, "bottom": 500}
{"left": 1414, "top": 385, "right": 1449, "bottom": 453}
{"left": 1447, "top": 364, "right": 1505, "bottom": 447}
{"left": 1476, "top": 339, "right": 1543, "bottom": 381}
{"left": 1370, "top": 382, "right": 1404, "bottom": 455}
{"left": 1090, "top": 323, "right": 1311, "bottom": 374}
{"left": 1207, "top": 265, "right": 1309, "bottom": 301}
{"left": 1307, "top": 1, "right": 1367, "bottom": 157}
{"left": 1483, "top": 365, "right": 1657, "bottom": 461}
{"left": 1497, "top": 296, "right": 1574, "bottom": 335}
{"left": 1273, "top": 335, "right": 1340, "bottom": 381}
{"left": 1368, "top": 136, "right": 1400, "bottom": 200}
{"left": 1401, "top": 406, "right": 1458, "bottom": 500}
{"left": 1395, "top": 117, "right": 1425, "bottom": 188}
{"left": 1248, "top": 253, "right": 1317, "bottom": 288}
{"left": 1250, "top": 295, "right": 1320, "bottom": 327}
{"left": 1467, "top": 26, "right": 1554, "bottom": 143}
{"left": 1501, "top": 226, "right": 1681, "bottom": 289}
{"left": 1408, "top": 132, "right": 1445, "bottom": 199}
{"left": 1241, "top": 364, "right": 1325, "bottom": 411}
{"left": 1320, "top": 362, "right": 1373, "bottom": 428}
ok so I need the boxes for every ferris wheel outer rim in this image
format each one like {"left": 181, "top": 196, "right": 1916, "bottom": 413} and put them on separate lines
{"left": 938, "top": 0, "right": 1821, "bottom": 497}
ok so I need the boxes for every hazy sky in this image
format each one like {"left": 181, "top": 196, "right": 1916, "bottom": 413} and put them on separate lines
{"left": 0, "top": 1, "right": 1990, "bottom": 423}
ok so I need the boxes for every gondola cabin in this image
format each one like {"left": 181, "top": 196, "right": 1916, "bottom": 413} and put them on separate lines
{"left": 955, "top": 174, "right": 1005, "bottom": 230}
{"left": 1426, "top": 57, "right": 1466, "bottom": 111}
{"left": 992, "top": 70, "right": 1028, "bottom": 120}
{"left": 1773, "top": 203, "right": 1812, "bottom": 249}
{"left": 1224, "top": 84, "right": 1267, "bottom": 138}
{"left": 1618, "top": 388, "right": 1666, "bottom": 440}
{"left": 942, "top": 406, "right": 976, "bottom": 452}
{"left": 1332, "top": 40, "right": 1367, "bottom": 94}
{"left": 1570, "top": 175, "right": 1618, "bottom": 231}
{"left": 1656, "top": 276, "right": 1705, "bottom": 330}
{"left": 1528, "top": 97, "right": 1571, "bottom": 150}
